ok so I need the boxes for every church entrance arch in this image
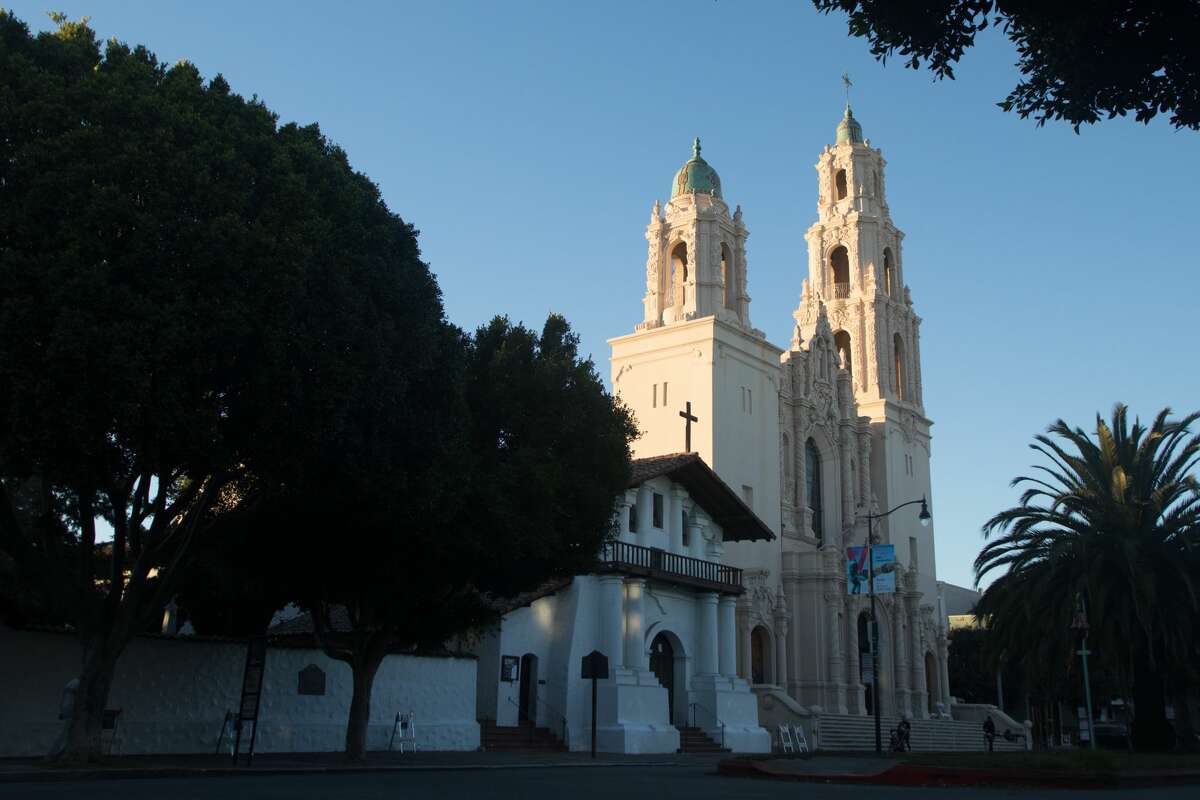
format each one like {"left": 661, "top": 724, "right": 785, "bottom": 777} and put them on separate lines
{"left": 649, "top": 631, "right": 684, "bottom": 724}
{"left": 518, "top": 653, "right": 538, "bottom": 723}
{"left": 750, "top": 625, "right": 771, "bottom": 685}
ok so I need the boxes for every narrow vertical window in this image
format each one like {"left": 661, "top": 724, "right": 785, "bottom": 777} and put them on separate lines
{"left": 652, "top": 383, "right": 657, "bottom": 408}
{"left": 806, "top": 439, "right": 823, "bottom": 544}
{"left": 909, "top": 536, "right": 919, "bottom": 572}
{"left": 652, "top": 493, "right": 664, "bottom": 528}
{"left": 894, "top": 334, "right": 907, "bottom": 401}
{"left": 681, "top": 510, "right": 689, "bottom": 547}
{"left": 629, "top": 504, "right": 638, "bottom": 533}
{"left": 662, "top": 382, "right": 668, "bottom": 406}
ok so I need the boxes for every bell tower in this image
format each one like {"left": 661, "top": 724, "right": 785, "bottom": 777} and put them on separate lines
{"left": 794, "top": 107, "right": 938, "bottom": 600}
{"left": 612, "top": 139, "right": 781, "bottom": 537}
{"left": 638, "top": 138, "right": 753, "bottom": 333}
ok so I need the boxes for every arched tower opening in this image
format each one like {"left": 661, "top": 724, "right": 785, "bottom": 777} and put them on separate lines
{"left": 750, "top": 625, "right": 771, "bottom": 684}
{"left": 835, "top": 168, "right": 848, "bottom": 200}
{"left": 805, "top": 438, "right": 824, "bottom": 544}
{"left": 830, "top": 246, "right": 850, "bottom": 298}
{"left": 883, "top": 248, "right": 895, "bottom": 298}
{"left": 669, "top": 241, "right": 688, "bottom": 308}
{"left": 833, "top": 330, "right": 852, "bottom": 378}
{"left": 893, "top": 333, "right": 907, "bottom": 401}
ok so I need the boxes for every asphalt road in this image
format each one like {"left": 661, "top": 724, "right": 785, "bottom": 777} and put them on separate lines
{"left": 1, "top": 765, "right": 1194, "bottom": 800}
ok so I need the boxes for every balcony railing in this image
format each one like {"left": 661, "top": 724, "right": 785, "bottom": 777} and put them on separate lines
{"left": 599, "top": 540, "right": 743, "bottom": 594}
{"left": 832, "top": 282, "right": 851, "bottom": 299}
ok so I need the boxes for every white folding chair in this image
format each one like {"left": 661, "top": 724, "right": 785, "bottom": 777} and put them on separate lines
{"left": 389, "top": 711, "right": 417, "bottom": 753}
{"left": 792, "top": 723, "right": 809, "bottom": 753}
{"left": 778, "top": 723, "right": 795, "bottom": 753}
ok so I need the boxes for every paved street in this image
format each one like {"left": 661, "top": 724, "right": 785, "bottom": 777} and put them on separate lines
{"left": 2, "top": 763, "right": 1195, "bottom": 800}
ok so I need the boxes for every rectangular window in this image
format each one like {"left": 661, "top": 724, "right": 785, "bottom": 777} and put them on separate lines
{"left": 742, "top": 485, "right": 754, "bottom": 508}
{"left": 748, "top": 388, "right": 753, "bottom": 414}
{"left": 652, "top": 493, "right": 664, "bottom": 528}
{"left": 652, "top": 384, "right": 657, "bottom": 408}
{"left": 629, "top": 504, "right": 638, "bottom": 533}
{"left": 910, "top": 536, "right": 919, "bottom": 572}
{"left": 662, "top": 381, "right": 668, "bottom": 406}
{"left": 681, "top": 510, "right": 689, "bottom": 547}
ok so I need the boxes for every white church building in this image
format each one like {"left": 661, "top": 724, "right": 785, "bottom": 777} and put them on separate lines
{"left": 478, "top": 107, "right": 958, "bottom": 753}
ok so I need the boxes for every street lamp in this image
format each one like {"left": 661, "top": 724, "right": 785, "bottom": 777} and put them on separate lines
{"left": 1071, "top": 592, "right": 1097, "bottom": 751}
{"left": 862, "top": 497, "right": 931, "bottom": 754}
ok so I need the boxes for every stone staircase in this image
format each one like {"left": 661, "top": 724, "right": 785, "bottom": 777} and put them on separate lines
{"left": 480, "top": 720, "right": 567, "bottom": 752}
{"left": 676, "top": 726, "right": 729, "bottom": 753}
{"left": 816, "top": 713, "right": 1026, "bottom": 753}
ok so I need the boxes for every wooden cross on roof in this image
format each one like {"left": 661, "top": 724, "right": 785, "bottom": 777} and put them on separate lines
{"left": 679, "top": 401, "right": 698, "bottom": 453}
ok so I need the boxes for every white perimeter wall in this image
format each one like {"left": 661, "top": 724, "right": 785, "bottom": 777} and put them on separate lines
{"left": 0, "top": 626, "right": 479, "bottom": 757}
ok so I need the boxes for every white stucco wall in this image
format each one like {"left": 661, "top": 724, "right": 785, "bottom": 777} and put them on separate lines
{"left": 0, "top": 626, "right": 479, "bottom": 757}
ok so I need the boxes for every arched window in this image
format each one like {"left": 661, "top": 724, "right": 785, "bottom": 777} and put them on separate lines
{"left": 669, "top": 242, "right": 688, "bottom": 306}
{"left": 835, "top": 169, "right": 848, "bottom": 201}
{"left": 750, "top": 625, "right": 771, "bottom": 684}
{"left": 883, "top": 248, "right": 894, "bottom": 297}
{"left": 830, "top": 246, "right": 850, "bottom": 298}
{"left": 833, "top": 330, "right": 852, "bottom": 377}
{"left": 721, "top": 243, "right": 735, "bottom": 310}
{"left": 805, "top": 438, "right": 823, "bottom": 544}
{"left": 894, "top": 333, "right": 907, "bottom": 401}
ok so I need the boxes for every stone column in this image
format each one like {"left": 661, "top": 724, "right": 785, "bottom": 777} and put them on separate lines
{"left": 623, "top": 578, "right": 647, "bottom": 671}
{"left": 737, "top": 601, "right": 752, "bottom": 680}
{"left": 845, "top": 598, "right": 865, "bottom": 715}
{"left": 718, "top": 595, "right": 737, "bottom": 677}
{"left": 636, "top": 485, "right": 653, "bottom": 548}
{"left": 697, "top": 592, "right": 720, "bottom": 676}
{"left": 893, "top": 604, "right": 911, "bottom": 717}
{"left": 668, "top": 485, "right": 686, "bottom": 554}
{"left": 937, "top": 634, "right": 951, "bottom": 711}
{"left": 826, "top": 588, "right": 847, "bottom": 713}
{"left": 773, "top": 611, "right": 789, "bottom": 689}
{"left": 617, "top": 491, "right": 634, "bottom": 544}
{"left": 688, "top": 513, "right": 707, "bottom": 560}
{"left": 909, "top": 597, "right": 928, "bottom": 718}
{"left": 598, "top": 575, "right": 625, "bottom": 669}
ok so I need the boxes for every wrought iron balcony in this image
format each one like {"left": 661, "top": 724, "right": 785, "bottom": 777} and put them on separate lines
{"left": 831, "top": 282, "right": 851, "bottom": 299}
{"left": 598, "top": 540, "right": 744, "bottom": 594}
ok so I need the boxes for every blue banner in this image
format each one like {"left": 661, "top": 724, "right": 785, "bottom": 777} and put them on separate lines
{"left": 846, "top": 544, "right": 896, "bottom": 594}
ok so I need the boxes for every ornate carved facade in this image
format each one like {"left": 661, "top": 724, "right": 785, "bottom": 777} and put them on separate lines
{"left": 610, "top": 108, "right": 951, "bottom": 721}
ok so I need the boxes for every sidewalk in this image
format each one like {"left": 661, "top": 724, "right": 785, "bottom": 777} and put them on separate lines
{"left": 0, "top": 750, "right": 725, "bottom": 784}
{"left": 718, "top": 755, "right": 1200, "bottom": 789}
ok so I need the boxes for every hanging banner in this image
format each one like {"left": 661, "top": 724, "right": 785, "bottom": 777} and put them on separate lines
{"left": 846, "top": 545, "right": 896, "bottom": 594}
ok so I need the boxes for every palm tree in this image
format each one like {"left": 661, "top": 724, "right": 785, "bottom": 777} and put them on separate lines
{"left": 975, "top": 404, "right": 1200, "bottom": 750}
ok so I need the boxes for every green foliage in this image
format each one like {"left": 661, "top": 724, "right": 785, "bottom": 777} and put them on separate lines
{"left": 947, "top": 626, "right": 995, "bottom": 705}
{"left": 0, "top": 10, "right": 457, "bottom": 759}
{"left": 812, "top": 1, "right": 1200, "bottom": 130}
{"left": 975, "top": 404, "right": 1200, "bottom": 749}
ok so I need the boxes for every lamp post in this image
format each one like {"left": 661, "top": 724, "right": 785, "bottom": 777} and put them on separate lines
{"left": 1071, "top": 592, "right": 1097, "bottom": 751}
{"left": 862, "top": 497, "right": 931, "bottom": 754}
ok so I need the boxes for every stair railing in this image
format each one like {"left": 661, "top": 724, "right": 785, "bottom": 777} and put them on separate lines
{"left": 505, "top": 693, "right": 569, "bottom": 749}
{"left": 687, "top": 701, "right": 726, "bottom": 750}
{"left": 535, "top": 690, "right": 570, "bottom": 749}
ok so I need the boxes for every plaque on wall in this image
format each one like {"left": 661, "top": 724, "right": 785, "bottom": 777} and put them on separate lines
{"left": 298, "top": 664, "right": 327, "bottom": 696}
{"left": 500, "top": 655, "right": 519, "bottom": 682}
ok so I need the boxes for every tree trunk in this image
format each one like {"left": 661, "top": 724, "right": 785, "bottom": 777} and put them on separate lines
{"left": 344, "top": 653, "right": 385, "bottom": 761}
{"left": 56, "top": 642, "right": 118, "bottom": 763}
{"left": 1131, "top": 649, "right": 1173, "bottom": 751}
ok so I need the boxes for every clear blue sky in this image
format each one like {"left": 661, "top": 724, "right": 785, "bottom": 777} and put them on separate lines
{"left": 9, "top": 1, "right": 1199, "bottom": 589}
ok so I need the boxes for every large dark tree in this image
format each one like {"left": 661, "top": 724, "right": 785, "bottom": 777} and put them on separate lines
{"left": 263, "top": 314, "right": 635, "bottom": 761}
{"left": 975, "top": 404, "right": 1200, "bottom": 750}
{"left": 0, "top": 12, "right": 454, "bottom": 761}
{"left": 813, "top": 1, "right": 1200, "bottom": 130}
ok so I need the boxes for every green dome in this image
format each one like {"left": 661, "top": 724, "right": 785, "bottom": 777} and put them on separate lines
{"left": 671, "top": 137, "right": 722, "bottom": 199}
{"left": 836, "top": 105, "right": 864, "bottom": 145}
